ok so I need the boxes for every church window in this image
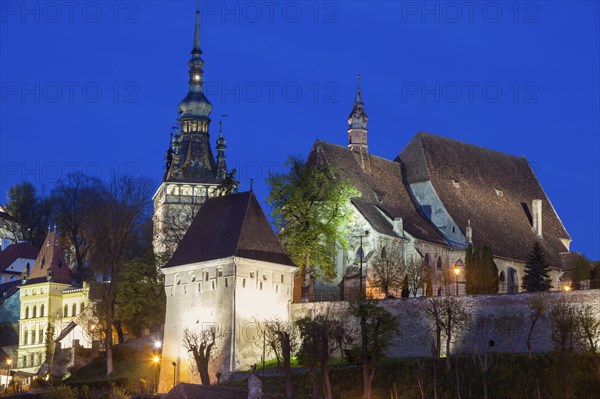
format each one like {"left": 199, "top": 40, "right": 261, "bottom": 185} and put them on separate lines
{"left": 64, "top": 305, "right": 68, "bottom": 317}
{"left": 499, "top": 271, "right": 506, "bottom": 283}
{"left": 242, "top": 279, "right": 246, "bottom": 288}
{"left": 40, "top": 304, "right": 44, "bottom": 317}
{"left": 218, "top": 270, "right": 223, "bottom": 277}
{"left": 224, "top": 278, "right": 228, "bottom": 288}
{"left": 41, "top": 257, "right": 45, "bottom": 268}
{"left": 436, "top": 257, "right": 442, "bottom": 270}
{"left": 198, "top": 283, "right": 202, "bottom": 292}
{"left": 191, "top": 275, "right": 196, "bottom": 282}
{"left": 25, "top": 306, "right": 29, "bottom": 319}
{"left": 80, "top": 303, "right": 85, "bottom": 313}
{"left": 205, "top": 272, "right": 209, "bottom": 281}
{"left": 38, "top": 326, "right": 43, "bottom": 343}
{"left": 72, "top": 303, "right": 77, "bottom": 316}
{"left": 280, "top": 274, "right": 284, "bottom": 283}
{"left": 263, "top": 274, "right": 267, "bottom": 281}
{"left": 424, "top": 253, "right": 430, "bottom": 266}
{"left": 250, "top": 272, "right": 255, "bottom": 279}
{"left": 211, "top": 281, "right": 216, "bottom": 290}
{"left": 452, "top": 226, "right": 455, "bottom": 233}
{"left": 259, "top": 282, "right": 263, "bottom": 291}
{"left": 32, "top": 306, "right": 36, "bottom": 318}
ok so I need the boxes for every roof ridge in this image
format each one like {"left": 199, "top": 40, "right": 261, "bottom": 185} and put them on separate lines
{"left": 232, "top": 191, "right": 254, "bottom": 257}
{"left": 415, "top": 131, "right": 526, "bottom": 160}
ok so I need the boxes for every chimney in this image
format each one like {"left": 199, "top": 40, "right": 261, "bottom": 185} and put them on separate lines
{"left": 465, "top": 219, "right": 473, "bottom": 245}
{"left": 392, "top": 217, "right": 403, "bottom": 236}
{"left": 532, "top": 199, "right": 542, "bottom": 237}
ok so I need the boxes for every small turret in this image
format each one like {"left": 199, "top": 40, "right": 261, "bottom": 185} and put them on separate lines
{"left": 216, "top": 118, "right": 228, "bottom": 181}
{"left": 347, "top": 74, "right": 369, "bottom": 152}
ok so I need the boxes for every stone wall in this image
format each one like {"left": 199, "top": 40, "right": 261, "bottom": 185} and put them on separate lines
{"left": 291, "top": 290, "right": 600, "bottom": 358}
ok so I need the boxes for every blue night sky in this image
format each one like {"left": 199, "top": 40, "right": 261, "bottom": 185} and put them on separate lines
{"left": 1, "top": 1, "right": 599, "bottom": 259}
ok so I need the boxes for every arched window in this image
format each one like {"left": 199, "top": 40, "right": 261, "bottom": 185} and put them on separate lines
{"left": 436, "top": 256, "right": 442, "bottom": 269}
{"left": 40, "top": 304, "right": 44, "bottom": 317}
{"left": 64, "top": 305, "right": 68, "bottom": 317}
{"left": 80, "top": 302, "right": 85, "bottom": 313}
{"left": 72, "top": 303, "right": 77, "bottom": 317}
{"left": 32, "top": 305, "right": 37, "bottom": 318}
{"left": 25, "top": 306, "right": 29, "bottom": 319}
{"left": 499, "top": 271, "right": 506, "bottom": 283}
{"left": 424, "top": 253, "right": 430, "bottom": 266}
{"left": 455, "top": 260, "right": 464, "bottom": 269}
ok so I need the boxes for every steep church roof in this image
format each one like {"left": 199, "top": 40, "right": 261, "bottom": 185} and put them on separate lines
{"left": 165, "top": 192, "right": 295, "bottom": 268}
{"left": 398, "top": 132, "right": 571, "bottom": 266}
{"left": 26, "top": 229, "right": 73, "bottom": 285}
{"left": 308, "top": 141, "right": 447, "bottom": 246}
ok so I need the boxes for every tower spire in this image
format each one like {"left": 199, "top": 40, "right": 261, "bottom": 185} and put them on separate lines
{"left": 193, "top": 7, "right": 201, "bottom": 54}
{"left": 347, "top": 74, "right": 369, "bottom": 152}
{"left": 216, "top": 115, "right": 228, "bottom": 181}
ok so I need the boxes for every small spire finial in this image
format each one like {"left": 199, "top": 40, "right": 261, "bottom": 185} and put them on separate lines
{"left": 250, "top": 178, "right": 254, "bottom": 191}
{"left": 354, "top": 73, "right": 363, "bottom": 103}
{"left": 193, "top": 6, "right": 201, "bottom": 53}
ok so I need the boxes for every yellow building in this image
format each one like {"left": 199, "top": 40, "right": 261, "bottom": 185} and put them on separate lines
{"left": 16, "top": 229, "right": 91, "bottom": 374}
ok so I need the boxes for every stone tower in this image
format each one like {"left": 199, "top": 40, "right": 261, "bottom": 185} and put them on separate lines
{"left": 347, "top": 74, "right": 368, "bottom": 153}
{"left": 153, "top": 10, "right": 229, "bottom": 257}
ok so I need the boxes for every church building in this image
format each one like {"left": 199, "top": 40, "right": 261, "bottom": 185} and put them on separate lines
{"left": 309, "top": 78, "right": 574, "bottom": 298}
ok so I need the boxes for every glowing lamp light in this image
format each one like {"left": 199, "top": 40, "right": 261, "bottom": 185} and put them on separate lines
{"left": 153, "top": 355, "right": 160, "bottom": 364}
{"left": 453, "top": 267, "right": 461, "bottom": 276}
{"left": 154, "top": 341, "right": 162, "bottom": 349}
{"left": 6, "top": 359, "right": 11, "bottom": 365}
{"left": 563, "top": 285, "right": 571, "bottom": 292}
{"left": 193, "top": 74, "right": 201, "bottom": 81}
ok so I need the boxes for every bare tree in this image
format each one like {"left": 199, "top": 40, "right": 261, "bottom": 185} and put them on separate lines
{"left": 426, "top": 297, "right": 470, "bottom": 370}
{"left": 405, "top": 255, "right": 426, "bottom": 297}
{"left": 182, "top": 326, "right": 221, "bottom": 386}
{"left": 575, "top": 305, "right": 600, "bottom": 353}
{"left": 369, "top": 242, "right": 404, "bottom": 298}
{"left": 51, "top": 172, "right": 100, "bottom": 271}
{"left": 88, "top": 173, "right": 154, "bottom": 376}
{"left": 157, "top": 201, "right": 203, "bottom": 259}
{"left": 259, "top": 319, "right": 298, "bottom": 399}
{"left": 526, "top": 295, "right": 546, "bottom": 359}
{"left": 549, "top": 300, "right": 580, "bottom": 399}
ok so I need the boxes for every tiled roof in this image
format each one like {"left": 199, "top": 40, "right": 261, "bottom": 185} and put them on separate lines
{"left": 308, "top": 141, "right": 447, "bottom": 246}
{"left": 398, "top": 132, "right": 571, "bottom": 266}
{"left": 0, "top": 242, "right": 38, "bottom": 273}
{"left": 27, "top": 230, "right": 73, "bottom": 284}
{"left": 165, "top": 191, "right": 296, "bottom": 268}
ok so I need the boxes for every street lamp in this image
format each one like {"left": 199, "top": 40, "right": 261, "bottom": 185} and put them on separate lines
{"left": 152, "top": 355, "right": 160, "bottom": 393}
{"left": 563, "top": 285, "right": 571, "bottom": 292}
{"left": 172, "top": 362, "right": 177, "bottom": 388}
{"left": 6, "top": 358, "right": 11, "bottom": 392}
{"left": 453, "top": 266, "right": 461, "bottom": 295}
{"left": 154, "top": 341, "right": 162, "bottom": 350}
{"left": 355, "top": 230, "right": 369, "bottom": 299}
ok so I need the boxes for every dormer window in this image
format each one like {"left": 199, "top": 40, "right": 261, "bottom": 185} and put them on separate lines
{"left": 494, "top": 188, "right": 504, "bottom": 197}
{"left": 451, "top": 179, "right": 460, "bottom": 188}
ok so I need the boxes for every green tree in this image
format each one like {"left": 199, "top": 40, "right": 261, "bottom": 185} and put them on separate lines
{"left": 590, "top": 262, "right": 600, "bottom": 289}
{"left": 267, "top": 157, "right": 359, "bottom": 299}
{"left": 5, "top": 182, "right": 53, "bottom": 248}
{"left": 465, "top": 243, "right": 499, "bottom": 294}
{"left": 570, "top": 255, "right": 592, "bottom": 290}
{"left": 349, "top": 298, "right": 398, "bottom": 399}
{"left": 522, "top": 242, "right": 552, "bottom": 292}
{"left": 114, "top": 253, "right": 166, "bottom": 338}
{"left": 215, "top": 169, "right": 239, "bottom": 196}
{"left": 296, "top": 311, "right": 350, "bottom": 399}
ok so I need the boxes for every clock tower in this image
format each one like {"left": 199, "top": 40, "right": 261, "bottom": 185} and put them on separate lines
{"left": 153, "top": 10, "right": 229, "bottom": 258}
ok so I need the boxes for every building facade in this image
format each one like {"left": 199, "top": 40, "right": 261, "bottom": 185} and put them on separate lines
{"left": 15, "top": 229, "right": 91, "bottom": 374}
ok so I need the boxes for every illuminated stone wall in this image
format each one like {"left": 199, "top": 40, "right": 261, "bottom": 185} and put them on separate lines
{"left": 292, "top": 290, "right": 600, "bottom": 358}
